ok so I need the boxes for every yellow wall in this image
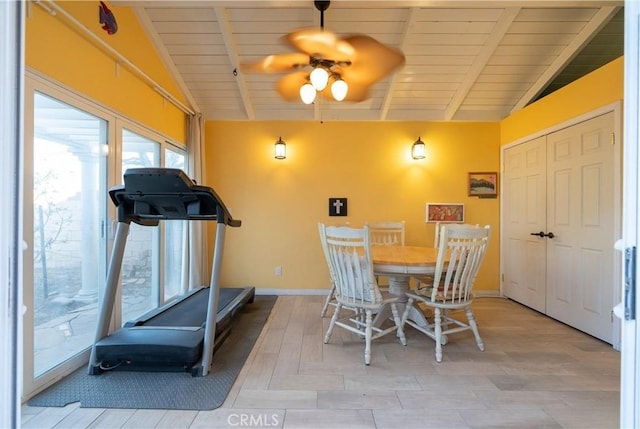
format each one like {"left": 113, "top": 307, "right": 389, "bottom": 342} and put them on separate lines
{"left": 25, "top": 2, "right": 623, "bottom": 298}
{"left": 205, "top": 121, "right": 501, "bottom": 293}
{"left": 501, "top": 56, "right": 624, "bottom": 145}
{"left": 203, "top": 57, "right": 624, "bottom": 296}
{"left": 25, "top": 1, "right": 187, "bottom": 142}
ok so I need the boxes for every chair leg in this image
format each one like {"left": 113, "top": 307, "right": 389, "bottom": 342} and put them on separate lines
{"left": 434, "top": 307, "right": 443, "bottom": 363}
{"left": 320, "top": 284, "right": 335, "bottom": 317}
{"left": 465, "top": 307, "right": 485, "bottom": 351}
{"left": 364, "top": 310, "right": 373, "bottom": 365}
{"left": 400, "top": 297, "right": 415, "bottom": 325}
{"left": 390, "top": 303, "right": 407, "bottom": 346}
{"left": 324, "top": 303, "right": 341, "bottom": 344}
{"left": 349, "top": 309, "right": 365, "bottom": 338}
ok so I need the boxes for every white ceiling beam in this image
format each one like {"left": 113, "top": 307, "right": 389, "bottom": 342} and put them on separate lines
{"left": 379, "top": 7, "right": 419, "bottom": 121}
{"left": 214, "top": 6, "right": 255, "bottom": 120}
{"left": 444, "top": 7, "right": 520, "bottom": 121}
{"left": 511, "top": 5, "right": 620, "bottom": 113}
{"left": 130, "top": 7, "right": 200, "bottom": 114}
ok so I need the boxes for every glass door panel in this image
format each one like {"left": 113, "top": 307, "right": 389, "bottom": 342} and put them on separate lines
{"left": 32, "top": 92, "right": 107, "bottom": 377}
{"left": 164, "top": 148, "right": 186, "bottom": 300}
{"left": 121, "top": 130, "right": 160, "bottom": 323}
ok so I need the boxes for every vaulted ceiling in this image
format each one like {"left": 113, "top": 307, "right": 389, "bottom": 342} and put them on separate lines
{"left": 121, "top": 1, "right": 624, "bottom": 122}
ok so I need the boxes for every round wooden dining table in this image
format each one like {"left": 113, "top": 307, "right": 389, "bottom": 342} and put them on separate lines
{"left": 371, "top": 245, "right": 441, "bottom": 328}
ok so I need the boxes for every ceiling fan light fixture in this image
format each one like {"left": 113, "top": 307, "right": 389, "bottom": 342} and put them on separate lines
{"left": 300, "top": 82, "right": 317, "bottom": 104}
{"left": 310, "top": 66, "right": 329, "bottom": 90}
{"left": 331, "top": 78, "right": 348, "bottom": 101}
{"left": 243, "top": 0, "right": 405, "bottom": 106}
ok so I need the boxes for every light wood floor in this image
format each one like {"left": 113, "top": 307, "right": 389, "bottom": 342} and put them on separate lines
{"left": 21, "top": 296, "right": 621, "bottom": 428}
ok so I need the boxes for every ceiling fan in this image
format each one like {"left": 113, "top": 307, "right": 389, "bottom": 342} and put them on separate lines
{"left": 241, "top": 0, "right": 405, "bottom": 104}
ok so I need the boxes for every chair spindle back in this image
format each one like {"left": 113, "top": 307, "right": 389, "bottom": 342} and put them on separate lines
{"left": 367, "top": 221, "right": 405, "bottom": 246}
{"left": 432, "top": 224, "right": 490, "bottom": 304}
{"left": 319, "top": 224, "right": 382, "bottom": 308}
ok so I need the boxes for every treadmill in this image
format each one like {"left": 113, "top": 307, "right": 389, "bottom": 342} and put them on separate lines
{"left": 88, "top": 168, "right": 254, "bottom": 377}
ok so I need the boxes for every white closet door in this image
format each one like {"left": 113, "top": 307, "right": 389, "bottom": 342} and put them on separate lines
{"left": 503, "top": 136, "right": 547, "bottom": 313}
{"left": 546, "top": 112, "right": 615, "bottom": 343}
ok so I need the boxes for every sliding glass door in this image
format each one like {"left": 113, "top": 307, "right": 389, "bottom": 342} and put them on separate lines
{"left": 24, "top": 87, "right": 109, "bottom": 394}
{"left": 119, "top": 128, "right": 188, "bottom": 323}
{"left": 164, "top": 148, "right": 187, "bottom": 301}
{"left": 23, "top": 75, "right": 187, "bottom": 399}
{"left": 120, "top": 129, "right": 160, "bottom": 323}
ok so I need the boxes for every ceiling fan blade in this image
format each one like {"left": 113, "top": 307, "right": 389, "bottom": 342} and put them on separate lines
{"left": 339, "top": 80, "right": 371, "bottom": 102}
{"left": 241, "top": 53, "right": 310, "bottom": 73}
{"left": 284, "top": 28, "right": 353, "bottom": 62}
{"left": 341, "top": 35, "right": 405, "bottom": 84}
{"left": 276, "top": 72, "right": 310, "bottom": 102}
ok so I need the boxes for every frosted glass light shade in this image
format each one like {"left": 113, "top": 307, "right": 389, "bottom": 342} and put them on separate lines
{"left": 274, "top": 137, "right": 286, "bottom": 159}
{"left": 310, "top": 67, "right": 329, "bottom": 91}
{"left": 300, "top": 83, "right": 316, "bottom": 104}
{"left": 331, "top": 79, "right": 348, "bottom": 101}
{"left": 412, "top": 137, "right": 426, "bottom": 159}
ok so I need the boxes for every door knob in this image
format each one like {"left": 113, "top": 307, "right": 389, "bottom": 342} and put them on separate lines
{"left": 544, "top": 232, "right": 555, "bottom": 239}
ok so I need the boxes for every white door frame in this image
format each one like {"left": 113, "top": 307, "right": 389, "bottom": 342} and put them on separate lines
{"left": 619, "top": 1, "right": 640, "bottom": 426}
{"left": 0, "top": 1, "right": 24, "bottom": 427}
{"left": 500, "top": 101, "right": 623, "bottom": 349}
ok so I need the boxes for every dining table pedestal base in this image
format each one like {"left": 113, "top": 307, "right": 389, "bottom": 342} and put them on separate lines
{"left": 373, "top": 275, "right": 430, "bottom": 329}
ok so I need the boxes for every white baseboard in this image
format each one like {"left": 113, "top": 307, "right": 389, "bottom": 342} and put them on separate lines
{"left": 254, "top": 288, "right": 503, "bottom": 297}
{"left": 255, "top": 289, "right": 329, "bottom": 296}
{"left": 474, "top": 290, "right": 503, "bottom": 298}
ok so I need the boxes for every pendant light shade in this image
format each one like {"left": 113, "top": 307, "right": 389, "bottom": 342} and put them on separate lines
{"left": 310, "top": 67, "right": 329, "bottom": 90}
{"left": 331, "top": 78, "right": 348, "bottom": 101}
{"left": 300, "top": 83, "right": 317, "bottom": 104}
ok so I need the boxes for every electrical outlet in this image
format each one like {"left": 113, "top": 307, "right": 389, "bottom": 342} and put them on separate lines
{"left": 275, "top": 266, "right": 282, "bottom": 276}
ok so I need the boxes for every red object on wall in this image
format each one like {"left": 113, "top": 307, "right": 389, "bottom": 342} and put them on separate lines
{"left": 99, "top": 1, "right": 118, "bottom": 35}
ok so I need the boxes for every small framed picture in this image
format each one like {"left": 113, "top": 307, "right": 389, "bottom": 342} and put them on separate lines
{"left": 329, "top": 197, "right": 348, "bottom": 216}
{"left": 468, "top": 172, "right": 498, "bottom": 197}
{"left": 426, "top": 203, "right": 465, "bottom": 223}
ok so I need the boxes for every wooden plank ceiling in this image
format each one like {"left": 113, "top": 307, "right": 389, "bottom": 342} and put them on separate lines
{"left": 121, "top": 1, "right": 623, "bottom": 122}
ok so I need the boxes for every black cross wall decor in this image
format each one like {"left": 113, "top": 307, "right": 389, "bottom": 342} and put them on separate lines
{"left": 329, "top": 198, "right": 347, "bottom": 216}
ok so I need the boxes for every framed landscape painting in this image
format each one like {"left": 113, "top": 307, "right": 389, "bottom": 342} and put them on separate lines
{"left": 468, "top": 172, "right": 498, "bottom": 197}
{"left": 426, "top": 203, "right": 465, "bottom": 223}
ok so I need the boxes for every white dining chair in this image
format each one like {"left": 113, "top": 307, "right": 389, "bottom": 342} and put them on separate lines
{"left": 319, "top": 223, "right": 406, "bottom": 365}
{"left": 403, "top": 223, "right": 490, "bottom": 362}
{"left": 321, "top": 221, "right": 405, "bottom": 317}
{"left": 409, "top": 221, "right": 441, "bottom": 290}
{"left": 368, "top": 221, "right": 405, "bottom": 246}
{"left": 368, "top": 221, "right": 405, "bottom": 287}
{"left": 319, "top": 221, "right": 351, "bottom": 318}
{"left": 319, "top": 226, "right": 338, "bottom": 318}
{"left": 433, "top": 221, "right": 441, "bottom": 248}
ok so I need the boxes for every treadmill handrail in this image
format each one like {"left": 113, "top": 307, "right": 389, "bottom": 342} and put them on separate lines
{"left": 109, "top": 168, "right": 240, "bottom": 227}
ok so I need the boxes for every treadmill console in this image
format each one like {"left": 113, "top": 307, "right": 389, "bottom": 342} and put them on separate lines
{"left": 109, "top": 168, "right": 240, "bottom": 227}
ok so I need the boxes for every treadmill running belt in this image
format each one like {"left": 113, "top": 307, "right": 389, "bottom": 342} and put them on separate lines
{"left": 140, "top": 287, "right": 237, "bottom": 327}
{"left": 92, "top": 287, "right": 254, "bottom": 374}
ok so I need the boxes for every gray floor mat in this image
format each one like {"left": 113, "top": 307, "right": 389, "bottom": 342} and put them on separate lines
{"left": 27, "top": 296, "right": 276, "bottom": 410}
